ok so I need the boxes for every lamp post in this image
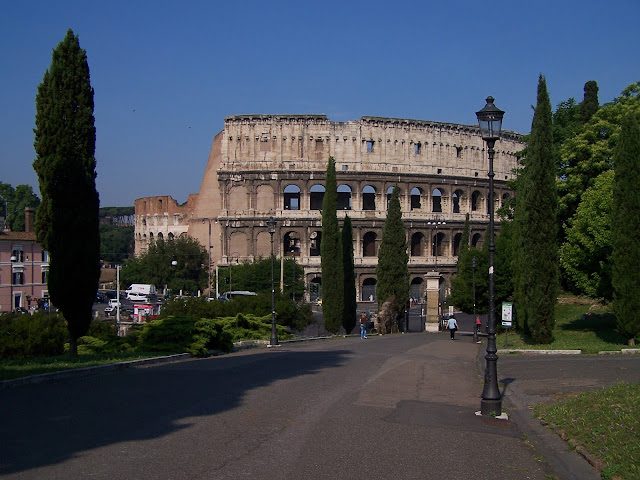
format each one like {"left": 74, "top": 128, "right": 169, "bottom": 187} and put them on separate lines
{"left": 472, "top": 256, "right": 478, "bottom": 343}
{"left": 268, "top": 217, "right": 279, "bottom": 347}
{"left": 427, "top": 219, "right": 446, "bottom": 271}
{"left": 476, "top": 96, "right": 504, "bottom": 416}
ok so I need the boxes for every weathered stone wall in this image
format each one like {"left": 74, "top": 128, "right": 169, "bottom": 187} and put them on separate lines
{"left": 134, "top": 114, "right": 524, "bottom": 302}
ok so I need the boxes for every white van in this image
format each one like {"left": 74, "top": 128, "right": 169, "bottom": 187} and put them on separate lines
{"left": 126, "top": 284, "right": 156, "bottom": 301}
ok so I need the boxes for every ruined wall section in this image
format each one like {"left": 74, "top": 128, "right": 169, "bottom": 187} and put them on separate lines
{"left": 134, "top": 194, "right": 196, "bottom": 256}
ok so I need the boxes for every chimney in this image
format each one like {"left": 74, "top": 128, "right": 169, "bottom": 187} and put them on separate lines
{"left": 25, "top": 207, "right": 35, "bottom": 233}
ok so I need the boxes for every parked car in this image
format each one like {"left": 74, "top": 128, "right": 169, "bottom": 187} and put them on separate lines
{"left": 95, "top": 291, "right": 107, "bottom": 303}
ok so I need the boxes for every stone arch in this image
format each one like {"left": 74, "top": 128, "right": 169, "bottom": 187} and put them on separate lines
{"left": 229, "top": 185, "right": 248, "bottom": 211}
{"left": 362, "top": 277, "right": 377, "bottom": 302}
{"left": 411, "top": 232, "right": 425, "bottom": 256}
{"left": 410, "top": 277, "right": 424, "bottom": 302}
{"left": 310, "top": 184, "right": 325, "bottom": 210}
{"left": 432, "top": 188, "right": 443, "bottom": 213}
{"left": 410, "top": 187, "right": 423, "bottom": 211}
{"left": 284, "top": 184, "right": 301, "bottom": 210}
{"left": 432, "top": 231, "right": 446, "bottom": 256}
{"left": 337, "top": 184, "right": 352, "bottom": 210}
{"left": 310, "top": 231, "right": 322, "bottom": 256}
{"left": 257, "top": 184, "right": 275, "bottom": 212}
{"left": 256, "top": 231, "right": 272, "bottom": 257}
{"left": 453, "top": 232, "right": 462, "bottom": 256}
{"left": 229, "top": 231, "right": 249, "bottom": 256}
{"left": 452, "top": 189, "right": 465, "bottom": 213}
{"left": 472, "top": 232, "right": 483, "bottom": 248}
{"left": 386, "top": 186, "right": 400, "bottom": 209}
{"left": 310, "top": 276, "right": 322, "bottom": 301}
{"left": 471, "top": 190, "right": 482, "bottom": 212}
{"left": 284, "top": 230, "right": 301, "bottom": 254}
{"left": 363, "top": 231, "right": 377, "bottom": 257}
{"left": 362, "top": 185, "right": 376, "bottom": 210}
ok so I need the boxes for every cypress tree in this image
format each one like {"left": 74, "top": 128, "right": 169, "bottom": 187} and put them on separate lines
{"left": 376, "top": 186, "right": 409, "bottom": 319}
{"left": 33, "top": 29, "right": 100, "bottom": 355}
{"left": 611, "top": 113, "right": 640, "bottom": 346}
{"left": 579, "top": 80, "right": 599, "bottom": 124}
{"left": 321, "top": 157, "right": 343, "bottom": 334}
{"left": 513, "top": 75, "right": 559, "bottom": 343}
{"left": 341, "top": 215, "right": 357, "bottom": 334}
{"left": 448, "top": 214, "right": 474, "bottom": 311}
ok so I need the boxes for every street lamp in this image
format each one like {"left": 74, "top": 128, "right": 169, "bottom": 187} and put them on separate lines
{"left": 268, "top": 217, "right": 279, "bottom": 347}
{"left": 472, "top": 256, "right": 478, "bottom": 343}
{"left": 476, "top": 96, "right": 504, "bottom": 416}
{"left": 427, "top": 219, "right": 446, "bottom": 271}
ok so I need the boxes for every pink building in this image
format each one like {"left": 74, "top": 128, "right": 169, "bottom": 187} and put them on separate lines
{"left": 0, "top": 208, "right": 49, "bottom": 313}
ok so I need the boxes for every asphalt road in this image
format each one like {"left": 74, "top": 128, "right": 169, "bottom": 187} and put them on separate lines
{"left": 1, "top": 334, "right": 565, "bottom": 480}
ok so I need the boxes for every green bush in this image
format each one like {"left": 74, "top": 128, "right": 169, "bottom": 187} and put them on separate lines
{"left": 0, "top": 312, "right": 67, "bottom": 359}
{"left": 138, "top": 316, "right": 197, "bottom": 354}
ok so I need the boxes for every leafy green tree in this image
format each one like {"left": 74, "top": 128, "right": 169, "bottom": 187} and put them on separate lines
{"left": 121, "top": 236, "right": 207, "bottom": 295}
{"left": 513, "top": 75, "right": 558, "bottom": 343}
{"left": 0, "top": 183, "right": 41, "bottom": 232}
{"left": 321, "top": 157, "right": 343, "bottom": 334}
{"left": 217, "top": 257, "right": 302, "bottom": 298}
{"left": 558, "top": 81, "right": 640, "bottom": 230}
{"left": 33, "top": 29, "right": 100, "bottom": 355}
{"left": 560, "top": 170, "right": 613, "bottom": 299}
{"left": 342, "top": 215, "right": 357, "bottom": 333}
{"left": 100, "top": 224, "right": 134, "bottom": 263}
{"left": 376, "top": 186, "right": 409, "bottom": 319}
{"left": 611, "top": 113, "right": 640, "bottom": 346}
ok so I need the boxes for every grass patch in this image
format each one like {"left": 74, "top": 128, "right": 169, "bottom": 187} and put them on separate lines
{"left": 534, "top": 382, "right": 640, "bottom": 480}
{"left": 498, "top": 297, "right": 629, "bottom": 354}
{"left": 0, "top": 352, "right": 168, "bottom": 381}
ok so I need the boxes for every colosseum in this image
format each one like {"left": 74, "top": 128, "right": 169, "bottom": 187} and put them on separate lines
{"left": 134, "top": 114, "right": 523, "bottom": 306}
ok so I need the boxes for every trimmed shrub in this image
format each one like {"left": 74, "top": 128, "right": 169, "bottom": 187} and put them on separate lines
{"left": 0, "top": 312, "right": 67, "bottom": 359}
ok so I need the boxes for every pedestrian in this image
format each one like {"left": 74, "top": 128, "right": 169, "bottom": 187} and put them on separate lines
{"left": 360, "top": 312, "right": 368, "bottom": 339}
{"left": 447, "top": 315, "right": 459, "bottom": 340}
{"left": 475, "top": 316, "right": 482, "bottom": 336}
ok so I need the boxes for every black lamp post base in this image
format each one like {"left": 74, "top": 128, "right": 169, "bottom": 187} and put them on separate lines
{"left": 480, "top": 398, "right": 502, "bottom": 417}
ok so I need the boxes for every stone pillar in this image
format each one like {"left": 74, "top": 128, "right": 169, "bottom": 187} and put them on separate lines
{"left": 424, "top": 271, "right": 440, "bottom": 332}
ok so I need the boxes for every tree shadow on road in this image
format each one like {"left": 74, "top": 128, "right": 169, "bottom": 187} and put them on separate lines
{"left": 0, "top": 348, "right": 349, "bottom": 475}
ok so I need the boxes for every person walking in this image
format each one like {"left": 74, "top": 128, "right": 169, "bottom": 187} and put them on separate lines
{"left": 447, "top": 315, "right": 459, "bottom": 340}
{"left": 360, "top": 312, "right": 368, "bottom": 339}
{"left": 475, "top": 316, "right": 482, "bottom": 340}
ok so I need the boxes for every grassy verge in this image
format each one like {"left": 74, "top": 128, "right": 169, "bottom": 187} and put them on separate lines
{"left": 0, "top": 352, "right": 169, "bottom": 381}
{"left": 497, "top": 297, "right": 631, "bottom": 354}
{"left": 534, "top": 382, "right": 640, "bottom": 480}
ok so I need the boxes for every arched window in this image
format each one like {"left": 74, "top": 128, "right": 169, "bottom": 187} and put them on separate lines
{"left": 410, "top": 187, "right": 422, "bottom": 210}
{"left": 432, "top": 188, "right": 443, "bottom": 212}
{"left": 362, "top": 185, "right": 376, "bottom": 210}
{"left": 310, "top": 231, "right": 322, "bottom": 256}
{"left": 411, "top": 232, "right": 425, "bottom": 256}
{"left": 362, "top": 277, "right": 377, "bottom": 301}
{"left": 471, "top": 191, "right": 482, "bottom": 212}
{"left": 363, "top": 232, "right": 377, "bottom": 257}
{"left": 432, "top": 232, "right": 445, "bottom": 256}
{"left": 310, "top": 184, "right": 325, "bottom": 210}
{"left": 157, "top": 232, "right": 164, "bottom": 240}
{"left": 284, "top": 231, "right": 300, "bottom": 254}
{"left": 453, "top": 232, "right": 462, "bottom": 256}
{"left": 452, "top": 189, "right": 464, "bottom": 213}
{"left": 502, "top": 192, "right": 510, "bottom": 208}
{"left": 472, "top": 233, "right": 483, "bottom": 247}
{"left": 284, "top": 185, "right": 301, "bottom": 210}
{"left": 337, "top": 184, "right": 352, "bottom": 210}
{"left": 310, "top": 277, "right": 322, "bottom": 301}
{"left": 168, "top": 232, "right": 174, "bottom": 240}
{"left": 386, "top": 186, "right": 399, "bottom": 209}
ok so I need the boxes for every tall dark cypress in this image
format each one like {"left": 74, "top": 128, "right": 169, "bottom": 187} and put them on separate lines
{"left": 341, "top": 215, "right": 357, "bottom": 334}
{"left": 376, "top": 186, "right": 409, "bottom": 319}
{"left": 513, "top": 75, "right": 558, "bottom": 343}
{"left": 321, "top": 157, "right": 343, "bottom": 334}
{"left": 579, "top": 80, "right": 599, "bottom": 124}
{"left": 611, "top": 114, "right": 640, "bottom": 346}
{"left": 33, "top": 30, "right": 100, "bottom": 355}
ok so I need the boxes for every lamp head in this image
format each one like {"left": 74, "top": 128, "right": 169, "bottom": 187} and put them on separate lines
{"left": 476, "top": 96, "right": 504, "bottom": 142}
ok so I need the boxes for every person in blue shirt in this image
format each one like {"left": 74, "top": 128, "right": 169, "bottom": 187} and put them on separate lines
{"left": 447, "top": 315, "right": 459, "bottom": 340}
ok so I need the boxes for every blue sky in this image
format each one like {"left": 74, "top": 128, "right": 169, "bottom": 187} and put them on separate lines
{"left": 1, "top": 0, "right": 638, "bottom": 207}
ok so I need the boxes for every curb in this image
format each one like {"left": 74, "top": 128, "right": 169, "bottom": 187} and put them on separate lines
{"left": 498, "top": 349, "right": 582, "bottom": 355}
{"left": 1, "top": 353, "right": 192, "bottom": 389}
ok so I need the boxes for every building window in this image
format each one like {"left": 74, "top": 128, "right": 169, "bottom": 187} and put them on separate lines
{"left": 337, "top": 185, "right": 352, "bottom": 210}
{"left": 366, "top": 141, "right": 374, "bottom": 153}
{"left": 284, "top": 184, "right": 301, "bottom": 210}
{"left": 42, "top": 250, "right": 48, "bottom": 262}
{"left": 12, "top": 271, "right": 24, "bottom": 285}
{"left": 42, "top": 269, "right": 48, "bottom": 284}
{"left": 410, "top": 187, "right": 422, "bottom": 210}
{"left": 432, "top": 188, "right": 443, "bottom": 213}
{"left": 310, "top": 184, "right": 325, "bottom": 210}
{"left": 11, "top": 248, "right": 24, "bottom": 262}
{"left": 414, "top": 143, "right": 421, "bottom": 155}
{"left": 362, "top": 185, "right": 376, "bottom": 210}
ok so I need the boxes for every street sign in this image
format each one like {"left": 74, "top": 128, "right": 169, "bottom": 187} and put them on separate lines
{"left": 501, "top": 302, "right": 513, "bottom": 327}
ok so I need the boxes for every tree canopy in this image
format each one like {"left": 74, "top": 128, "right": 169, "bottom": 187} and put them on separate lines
{"left": 0, "top": 183, "right": 40, "bottom": 232}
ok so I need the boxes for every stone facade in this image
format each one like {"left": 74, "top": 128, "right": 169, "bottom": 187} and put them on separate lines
{"left": 134, "top": 114, "right": 523, "bottom": 302}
